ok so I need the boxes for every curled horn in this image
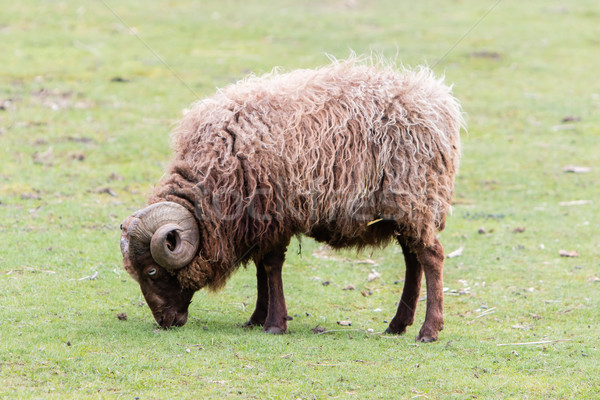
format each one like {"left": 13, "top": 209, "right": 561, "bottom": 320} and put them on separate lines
{"left": 127, "top": 202, "right": 199, "bottom": 270}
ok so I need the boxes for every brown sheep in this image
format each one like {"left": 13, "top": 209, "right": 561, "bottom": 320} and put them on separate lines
{"left": 120, "top": 56, "right": 463, "bottom": 342}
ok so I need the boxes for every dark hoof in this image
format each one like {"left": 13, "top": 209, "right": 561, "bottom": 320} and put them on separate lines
{"left": 264, "top": 326, "right": 286, "bottom": 334}
{"left": 416, "top": 323, "right": 442, "bottom": 342}
{"left": 416, "top": 335, "right": 437, "bottom": 343}
{"left": 384, "top": 325, "right": 407, "bottom": 335}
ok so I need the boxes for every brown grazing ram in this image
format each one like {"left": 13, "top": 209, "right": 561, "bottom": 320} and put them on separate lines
{"left": 120, "top": 57, "right": 463, "bottom": 342}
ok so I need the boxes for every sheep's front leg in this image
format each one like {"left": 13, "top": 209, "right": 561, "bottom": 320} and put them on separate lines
{"left": 242, "top": 261, "right": 269, "bottom": 328}
{"left": 261, "top": 249, "right": 289, "bottom": 334}
{"left": 385, "top": 237, "right": 424, "bottom": 335}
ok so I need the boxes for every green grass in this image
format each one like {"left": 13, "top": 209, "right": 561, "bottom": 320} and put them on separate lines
{"left": 1, "top": 0, "right": 599, "bottom": 398}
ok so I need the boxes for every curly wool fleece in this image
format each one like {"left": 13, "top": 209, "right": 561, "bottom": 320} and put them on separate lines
{"left": 151, "top": 57, "right": 463, "bottom": 290}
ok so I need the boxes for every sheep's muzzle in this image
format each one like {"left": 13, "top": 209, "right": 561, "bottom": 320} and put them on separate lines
{"left": 156, "top": 308, "right": 189, "bottom": 329}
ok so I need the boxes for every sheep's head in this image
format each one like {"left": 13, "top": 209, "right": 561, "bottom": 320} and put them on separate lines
{"left": 120, "top": 201, "right": 200, "bottom": 328}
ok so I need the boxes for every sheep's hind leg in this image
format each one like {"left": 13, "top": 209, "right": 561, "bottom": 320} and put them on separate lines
{"left": 261, "top": 248, "right": 290, "bottom": 334}
{"left": 385, "top": 237, "right": 424, "bottom": 335}
{"left": 242, "top": 261, "right": 268, "bottom": 328}
{"left": 386, "top": 237, "right": 444, "bottom": 342}
{"left": 415, "top": 237, "right": 445, "bottom": 342}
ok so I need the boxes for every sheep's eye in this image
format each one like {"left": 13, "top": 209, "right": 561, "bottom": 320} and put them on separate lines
{"left": 120, "top": 224, "right": 123, "bottom": 230}
{"left": 147, "top": 268, "right": 157, "bottom": 276}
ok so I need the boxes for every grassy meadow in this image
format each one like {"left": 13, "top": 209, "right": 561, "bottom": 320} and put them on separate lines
{"left": 1, "top": 0, "right": 599, "bottom": 398}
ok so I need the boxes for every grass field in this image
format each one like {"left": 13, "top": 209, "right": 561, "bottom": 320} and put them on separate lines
{"left": 1, "top": 0, "right": 599, "bottom": 398}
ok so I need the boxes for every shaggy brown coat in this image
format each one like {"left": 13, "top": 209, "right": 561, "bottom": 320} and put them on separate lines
{"left": 149, "top": 58, "right": 462, "bottom": 292}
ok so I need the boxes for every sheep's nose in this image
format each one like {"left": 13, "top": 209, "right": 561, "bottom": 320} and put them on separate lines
{"left": 173, "top": 312, "right": 188, "bottom": 327}
{"left": 157, "top": 310, "right": 188, "bottom": 328}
